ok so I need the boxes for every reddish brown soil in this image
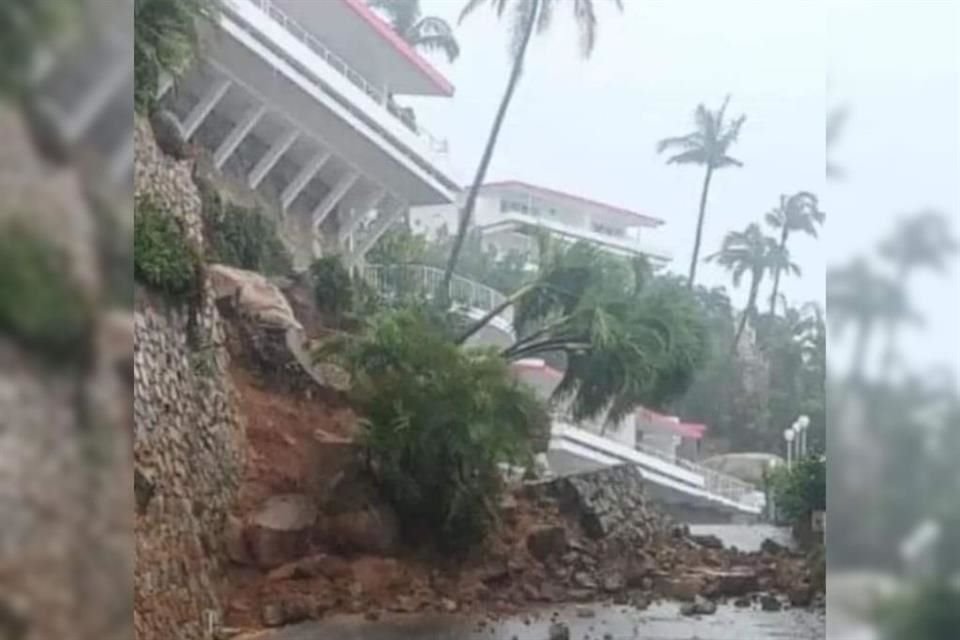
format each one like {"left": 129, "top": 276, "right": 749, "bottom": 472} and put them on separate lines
{"left": 229, "top": 365, "right": 357, "bottom": 516}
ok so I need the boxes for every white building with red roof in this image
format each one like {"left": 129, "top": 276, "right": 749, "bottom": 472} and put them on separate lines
{"left": 154, "top": 0, "right": 460, "bottom": 268}
{"left": 412, "top": 180, "right": 672, "bottom": 266}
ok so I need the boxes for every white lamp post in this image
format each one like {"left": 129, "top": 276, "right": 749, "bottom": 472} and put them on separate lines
{"left": 797, "top": 414, "right": 811, "bottom": 457}
{"left": 784, "top": 427, "right": 796, "bottom": 468}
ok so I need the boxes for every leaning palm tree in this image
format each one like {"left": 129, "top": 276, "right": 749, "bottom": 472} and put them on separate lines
{"left": 708, "top": 223, "right": 794, "bottom": 352}
{"left": 658, "top": 96, "right": 747, "bottom": 288}
{"left": 764, "top": 191, "right": 825, "bottom": 315}
{"left": 440, "top": 0, "right": 624, "bottom": 303}
{"left": 368, "top": 0, "right": 460, "bottom": 62}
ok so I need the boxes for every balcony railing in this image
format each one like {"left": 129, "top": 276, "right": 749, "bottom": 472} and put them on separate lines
{"left": 483, "top": 210, "right": 672, "bottom": 261}
{"left": 360, "top": 263, "right": 514, "bottom": 329}
{"left": 243, "top": 0, "right": 450, "bottom": 155}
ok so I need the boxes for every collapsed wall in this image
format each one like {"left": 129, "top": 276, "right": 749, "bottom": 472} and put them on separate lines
{"left": 133, "top": 117, "right": 246, "bottom": 640}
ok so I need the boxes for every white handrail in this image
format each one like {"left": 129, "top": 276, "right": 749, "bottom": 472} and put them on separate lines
{"left": 244, "top": 0, "right": 450, "bottom": 154}
{"left": 362, "top": 263, "right": 510, "bottom": 315}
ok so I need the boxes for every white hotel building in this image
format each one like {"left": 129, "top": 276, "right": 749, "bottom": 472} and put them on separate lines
{"left": 154, "top": 0, "right": 460, "bottom": 268}
{"left": 412, "top": 180, "right": 673, "bottom": 268}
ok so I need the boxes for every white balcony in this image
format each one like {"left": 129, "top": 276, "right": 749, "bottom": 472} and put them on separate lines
{"left": 480, "top": 210, "right": 673, "bottom": 262}
{"left": 214, "top": 0, "right": 459, "bottom": 202}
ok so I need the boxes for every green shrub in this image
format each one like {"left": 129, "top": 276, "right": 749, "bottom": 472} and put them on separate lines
{"left": 0, "top": 221, "right": 93, "bottom": 363}
{"left": 770, "top": 456, "right": 826, "bottom": 524}
{"left": 310, "top": 256, "right": 354, "bottom": 317}
{"left": 322, "top": 310, "right": 546, "bottom": 553}
{"left": 201, "top": 190, "right": 292, "bottom": 276}
{"left": 134, "top": 198, "right": 202, "bottom": 299}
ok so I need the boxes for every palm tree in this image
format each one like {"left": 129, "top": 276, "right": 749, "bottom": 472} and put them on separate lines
{"left": 440, "top": 0, "right": 623, "bottom": 303}
{"left": 827, "top": 259, "right": 904, "bottom": 381}
{"left": 764, "top": 191, "right": 825, "bottom": 315}
{"left": 877, "top": 210, "right": 957, "bottom": 371}
{"left": 368, "top": 0, "right": 460, "bottom": 62}
{"left": 657, "top": 96, "right": 747, "bottom": 288}
{"left": 708, "top": 223, "right": 795, "bottom": 352}
{"left": 456, "top": 241, "right": 708, "bottom": 426}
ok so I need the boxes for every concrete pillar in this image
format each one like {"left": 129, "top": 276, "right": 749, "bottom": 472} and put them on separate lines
{"left": 311, "top": 170, "right": 359, "bottom": 229}
{"left": 156, "top": 71, "right": 174, "bottom": 101}
{"left": 355, "top": 200, "right": 406, "bottom": 257}
{"left": 213, "top": 104, "right": 266, "bottom": 169}
{"left": 181, "top": 76, "right": 232, "bottom": 140}
{"left": 248, "top": 128, "right": 298, "bottom": 189}
{"left": 338, "top": 187, "right": 386, "bottom": 242}
{"left": 281, "top": 150, "right": 330, "bottom": 211}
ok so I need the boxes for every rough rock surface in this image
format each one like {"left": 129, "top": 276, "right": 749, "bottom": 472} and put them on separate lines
{"left": 134, "top": 115, "right": 245, "bottom": 640}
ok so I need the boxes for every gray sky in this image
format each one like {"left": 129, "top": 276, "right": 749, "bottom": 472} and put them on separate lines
{"left": 408, "top": 0, "right": 959, "bottom": 377}
{"left": 411, "top": 0, "right": 826, "bottom": 311}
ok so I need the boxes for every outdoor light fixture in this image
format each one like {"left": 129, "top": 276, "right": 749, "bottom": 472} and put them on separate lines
{"left": 784, "top": 427, "right": 796, "bottom": 468}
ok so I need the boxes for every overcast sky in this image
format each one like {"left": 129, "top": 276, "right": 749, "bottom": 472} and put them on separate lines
{"left": 408, "top": 0, "right": 958, "bottom": 377}
{"left": 411, "top": 0, "right": 826, "bottom": 311}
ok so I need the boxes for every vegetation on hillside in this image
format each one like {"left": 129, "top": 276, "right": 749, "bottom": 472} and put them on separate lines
{"left": 769, "top": 456, "right": 825, "bottom": 525}
{"left": 134, "top": 0, "right": 221, "bottom": 113}
{"left": 134, "top": 197, "right": 203, "bottom": 300}
{"left": 199, "top": 189, "right": 292, "bottom": 276}
{"left": 320, "top": 309, "right": 547, "bottom": 553}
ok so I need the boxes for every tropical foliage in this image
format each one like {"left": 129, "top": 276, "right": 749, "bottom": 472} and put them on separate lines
{"left": 309, "top": 256, "right": 355, "bottom": 319}
{"left": 320, "top": 310, "right": 547, "bottom": 552}
{"left": 460, "top": 241, "right": 709, "bottom": 425}
{"left": 134, "top": 197, "right": 203, "bottom": 300}
{"left": 0, "top": 220, "right": 93, "bottom": 363}
{"left": 657, "top": 96, "right": 746, "bottom": 287}
{"left": 368, "top": 0, "right": 460, "bottom": 62}
{"left": 708, "top": 222, "right": 799, "bottom": 351}
{"left": 200, "top": 189, "right": 292, "bottom": 276}
{"left": 764, "top": 191, "right": 824, "bottom": 315}
{"left": 134, "top": 0, "right": 220, "bottom": 113}
{"left": 442, "top": 0, "right": 623, "bottom": 300}
{"left": 0, "top": 0, "right": 80, "bottom": 99}
{"left": 769, "top": 455, "right": 825, "bottom": 525}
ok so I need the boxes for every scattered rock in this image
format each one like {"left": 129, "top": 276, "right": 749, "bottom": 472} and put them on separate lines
{"left": 441, "top": 598, "right": 458, "bottom": 613}
{"left": 527, "top": 526, "right": 568, "bottom": 562}
{"left": 548, "top": 621, "right": 571, "bottom": 640}
{"left": 788, "top": 584, "right": 813, "bottom": 608}
{"left": 734, "top": 596, "right": 752, "bottom": 608}
{"left": 260, "top": 603, "right": 285, "bottom": 628}
{"left": 701, "top": 569, "right": 759, "bottom": 598}
{"left": 575, "top": 606, "right": 595, "bottom": 618}
{"left": 601, "top": 572, "right": 625, "bottom": 593}
{"left": 760, "top": 594, "right": 783, "bottom": 611}
{"left": 690, "top": 533, "right": 724, "bottom": 549}
{"left": 572, "top": 571, "right": 599, "bottom": 591}
{"left": 654, "top": 574, "right": 704, "bottom": 602}
{"left": 760, "top": 538, "right": 788, "bottom": 555}
{"left": 224, "top": 515, "right": 253, "bottom": 566}
{"left": 680, "top": 595, "right": 718, "bottom": 616}
{"left": 629, "top": 592, "right": 651, "bottom": 610}
{"left": 246, "top": 494, "right": 317, "bottom": 569}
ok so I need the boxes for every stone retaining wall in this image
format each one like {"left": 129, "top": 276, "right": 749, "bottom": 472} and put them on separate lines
{"left": 526, "top": 464, "right": 673, "bottom": 548}
{"left": 134, "top": 116, "right": 246, "bottom": 640}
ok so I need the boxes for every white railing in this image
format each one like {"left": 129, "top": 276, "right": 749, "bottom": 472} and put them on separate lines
{"left": 244, "top": 0, "right": 450, "bottom": 154}
{"left": 484, "top": 211, "right": 673, "bottom": 261}
{"left": 555, "top": 413, "right": 760, "bottom": 509}
{"left": 361, "top": 264, "right": 513, "bottom": 325}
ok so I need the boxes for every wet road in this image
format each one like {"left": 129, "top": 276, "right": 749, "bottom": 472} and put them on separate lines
{"left": 273, "top": 525, "right": 824, "bottom": 640}
{"left": 276, "top": 602, "right": 825, "bottom": 640}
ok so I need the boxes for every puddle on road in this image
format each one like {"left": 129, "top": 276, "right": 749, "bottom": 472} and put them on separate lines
{"left": 278, "top": 602, "right": 825, "bottom": 640}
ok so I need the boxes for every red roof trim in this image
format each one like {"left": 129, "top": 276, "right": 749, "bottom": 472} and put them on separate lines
{"left": 479, "top": 180, "right": 664, "bottom": 226}
{"left": 510, "top": 360, "right": 564, "bottom": 380}
{"left": 341, "top": 0, "right": 455, "bottom": 97}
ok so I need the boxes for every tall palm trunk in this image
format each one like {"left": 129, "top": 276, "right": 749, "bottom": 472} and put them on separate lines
{"left": 732, "top": 270, "right": 761, "bottom": 352}
{"left": 768, "top": 226, "right": 790, "bottom": 316}
{"left": 687, "top": 165, "right": 714, "bottom": 288}
{"left": 879, "top": 265, "right": 910, "bottom": 376}
{"left": 440, "top": 0, "right": 540, "bottom": 304}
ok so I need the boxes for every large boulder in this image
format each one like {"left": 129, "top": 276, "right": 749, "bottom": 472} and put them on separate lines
{"left": 527, "top": 526, "right": 568, "bottom": 562}
{"left": 207, "top": 264, "right": 302, "bottom": 331}
{"left": 246, "top": 494, "right": 317, "bottom": 569}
